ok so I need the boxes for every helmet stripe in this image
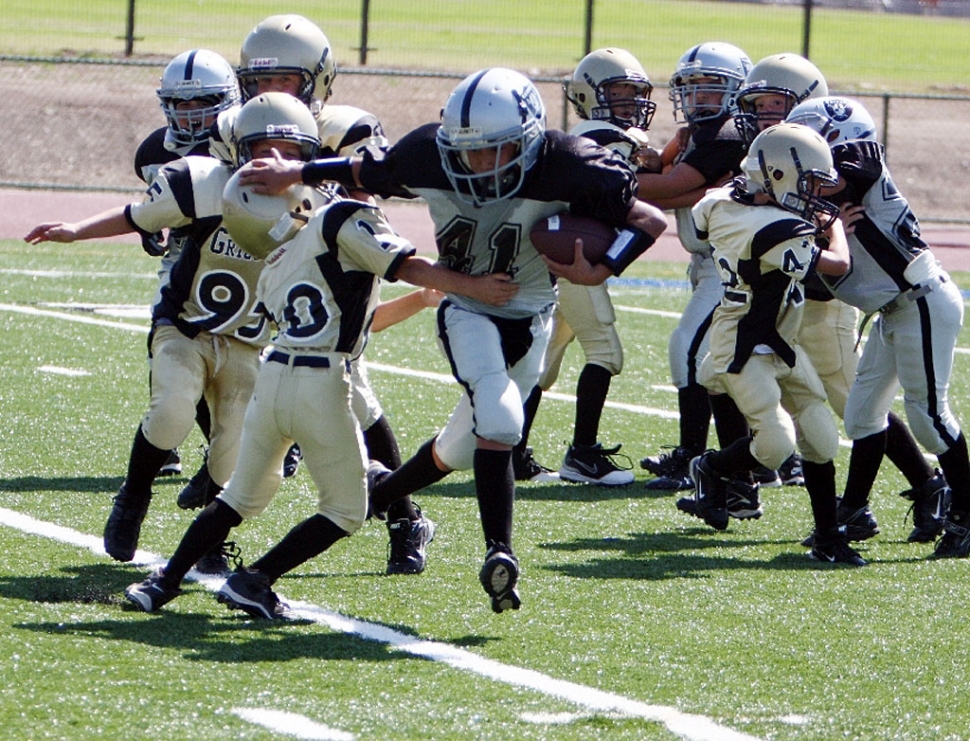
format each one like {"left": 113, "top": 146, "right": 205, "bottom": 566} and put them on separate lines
{"left": 183, "top": 49, "right": 197, "bottom": 81}
{"left": 460, "top": 69, "right": 490, "bottom": 128}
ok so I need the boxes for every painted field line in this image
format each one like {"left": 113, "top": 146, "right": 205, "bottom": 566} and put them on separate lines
{"left": 0, "top": 507, "right": 760, "bottom": 741}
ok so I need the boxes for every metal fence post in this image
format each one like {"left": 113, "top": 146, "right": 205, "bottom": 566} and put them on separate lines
{"left": 125, "top": 0, "right": 136, "bottom": 57}
{"left": 359, "top": 0, "right": 371, "bottom": 66}
{"left": 802, "top": 0, "right": 813, "bottom": 59}
{"left": 584, "top": 0, "right": 594, "bottom": 57}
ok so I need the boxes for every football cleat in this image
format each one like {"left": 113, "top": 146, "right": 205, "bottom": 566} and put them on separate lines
{"left": 809, "top": 526, "right": 867, "bottom": 566}
{"left": 676, "top": 474, "right": 762, "bottom": 520}
{"left": 193, "top": 540, "right": 242, "bottom": 577}
{"left": 103, "top": 486, "right": 153, "bottom": 562}
{"left": 512, "top": 446, "right": 559, "bottom": 483}
{"left": 801, "top": 499, "right": 881, "bottom": 546}
{"left": 157, "top": 449, "right": 182, "bottom": 477}
{"left": 644, "top": 472, "right": 694, "bottom": 491}
{"left": 778, "top": 453, "right": 805, "bottom": 486}
{"left": 932, "top": 509, "right": 970, "bottom": 559}
{"left": 686, "top": 453, "right": 729, "bottom": 530}
{"left": 752, "top": 466, "right": 781, "bottom": 488}
{"left": 177, "top": 459, "right": 213, "bottom": 510}
{"left": 217, "top": 568, "right": 289, "bottom": 619}
{"left": 900, "top": 469, "right": 950, "bottom": 543}
{"left": 283, "top": 443, "right": 302, "bottom": 478}
{"left": 559, "top": 443, "right": 634, "bottom": 486}
{"left": 125, "top": 568, "right": 182, "bottom": 612}
{"left": 640, "top": 445, "right": 694, "bottom": 476}
{"left": 479, "top": 543, "right": 521, "bottom": 613}
{"left": 386, "top": 508, "right": 436, "bottom": 575}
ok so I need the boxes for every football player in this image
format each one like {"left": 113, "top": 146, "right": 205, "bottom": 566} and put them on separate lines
{"left": 237, "top": 67, "right": 668, "bottom": 612}
{"left": 635, "top": 42, "right": 754, "bottom": 492}
{"left": 123, "top": 146, "right": 519, "bottom": 618}
{"left": 686, "top": 123, "right": 865, "bottom": 565}
{"left": 786, "top": 97, "right": 967, "bottom": 555}
{"left": 24, "top": 93, "right": 320, "bottom": 569}
{"left": 213, "top": 16, "right": 434, "bottom": 573}
{"left": 512, "top": 47, "right": 658, "bottom": 486}
{"left": 134, "top": 49, "right": 241, "bottom": 507}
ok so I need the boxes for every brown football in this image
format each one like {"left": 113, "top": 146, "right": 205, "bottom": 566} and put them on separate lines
{"left": 529, "top": 211, "right": 617, "bottom": 265}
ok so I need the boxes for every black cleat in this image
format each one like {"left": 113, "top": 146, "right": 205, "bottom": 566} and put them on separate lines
{"left": 479, "top": 543, "right": 521, "bottom": 613}
{"left": 778, "top": 453, "right": 805, "bottom": 486}
{"left": 217, "top": 568, "right": 288, "bottom": 619}
{"left": 932, "top": 509, "right": 970, "bottom": 559}
{"left": 677, "top": 475, "right": 762, "bottom": 521}
{"left": 685, "top": 453, "right": 729, "bottom": 530}
{"left": 193, "top": 540, "right": 242, "bottom": 577}
{"left": 809, "top": 526, "right": 867, "bottom": 566}
{"left": 752, "top": 466, "right": 781, "bottom": 488}
{"left": 559, "top": 443, "right": 634, "bottom": 486}
{"left": 177, "top": 459, "right": 213, "bottom": 510}
{"left": 901, "top": 470, "right": 950, "bottom": 543}
{"left": 640, "top": 445, "right": 693, "bottom": 476}
{"left": 836, "top": 499, "right": 880, "bottom": 541}
{"left": 512, "top": 446, "right": 559, "bottom": 483}
{"left": 386, "top": 509, "right": 435, "bottom": 575}
{"left": 644, "top": 472, "right": 694, "bottom": 491}
{"left": 283, "top": 443, "right": 302, "bottom": 478}
{"left": 157, "top": 449, "right": 182, "bottom": 477}
{"left": 103, "top": 486, "right": 152, "bottom": 562}
{"left": 125, "top": 568, "right": 182, "bottom": 612}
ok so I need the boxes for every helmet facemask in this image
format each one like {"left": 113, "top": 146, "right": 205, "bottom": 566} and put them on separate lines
{"left": 590, "top": 79, "right": 656, "bottom": 130}
{"left": 157, "top": 49, "right": 240, "bottom": 146}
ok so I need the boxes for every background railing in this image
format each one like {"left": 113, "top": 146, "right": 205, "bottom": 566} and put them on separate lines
{"left": 1, "top": 0, "right": 967, "bottom": 222}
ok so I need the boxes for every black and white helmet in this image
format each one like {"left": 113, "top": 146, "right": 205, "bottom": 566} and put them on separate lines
{"left": 436, "top": 68, "right": 546, "bottom": 206}
{"left": 157, "top": 49, "right": 240, "bottom": 146}
{"left": 734, "top": 53, "right": 829, "bottom": 146}
{"left": 741, "top": 123, "right": 840, "bottom": 226}
{"left": 564, "top": 48, "right": 655, "bottom": 130}
{"left": 237, "top": 14, "right": 336, "bottom": 105}
{"left": 785, "top": 96, "right": 878, "bottom": 146}
{"left": 669, "top": 42, "right": 752, "bottom": 124}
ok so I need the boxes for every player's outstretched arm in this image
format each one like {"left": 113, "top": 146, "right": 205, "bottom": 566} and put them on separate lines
{"left": 371, "top": 288, "right": 444, "bottom": 333}
{"left": 238, "top": 150, "right": 363, "bottom": 195}
{"left": 24, "top": 206, "right": 132, "bottom": 245}
{"left": 393, "top": 257, "right": 519, "bottom": 307}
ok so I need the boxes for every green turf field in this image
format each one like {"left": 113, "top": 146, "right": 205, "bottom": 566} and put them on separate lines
{"left": 1, "top": 238, "right": 969, "bottom": 740}
{"left": 5, "top": 0, "right": 969, "bottom": 91}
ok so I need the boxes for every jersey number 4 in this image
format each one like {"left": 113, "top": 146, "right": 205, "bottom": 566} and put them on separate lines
{"left": 436, "top": 217, "right": 521, "bottom": 275}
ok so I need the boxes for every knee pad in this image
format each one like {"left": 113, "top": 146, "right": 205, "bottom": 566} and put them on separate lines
{"left": 470, "top": 371, "right": 524, "bottom": 447}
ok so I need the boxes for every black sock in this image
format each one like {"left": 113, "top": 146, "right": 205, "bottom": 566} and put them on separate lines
{"left": 884, "top": 412, "right": 933, "bottom": 488}
{"left": 938, "top": 433, "right": 970, "bottom": 513}
{"left": 125, "top": 425, "right": 173, "bottom": 496}
{"left": 515, "top": 385, "right": 543, "bottom": 456}
{"left": 841, "top": 431, "right": 886, "bottom": 508}
{"left": 573, "top": 364, "right": 612, "bottom": 447}
{"left": 369, "top": 438, "right": 448, "bottom": 516}
{"left": 709, "top": 436, "right": 759, "bottom": 477}
{"left": 195, "top": 398, "right": 212, "bottom": 442}
{"left": 250, "top": 514, "right": 348, "bottom": 583}
{"left": 803, "top": 460, "right": 838, "bottom": 533}
{"left": 710, "top": 393, "right": 749, "bottom": 449}
{"left": 474, "top": 448, "right": 514, "bottom": 548}
{"left": 364, "top": 415, "right": 402, "bottom": 470}
{"left": 162, "top": 499, "right": 242, "bottom": 588}
{"left": 678, "top": 384, "right": 712, "bottom": 455}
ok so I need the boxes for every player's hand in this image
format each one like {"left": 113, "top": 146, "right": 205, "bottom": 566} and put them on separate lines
{"left": 838, "top": 203, "right": 866, "bottom": 234}
{"left": 542, "top": 240, "right": 612, "bottom": 286}
{"left": 24, "top": 222, "right": 78, "bottom": 244}
{"left": 419, "top": 287, "right": 445, "bottom": 308}
{"left": 634, "top": 146, "right": 664, "bottom": 174}
{"left": 466, "top": 273, "right": 519, "bottom": 306}
{"left": 237, "top": 149, "right": 303, "bottom": 195}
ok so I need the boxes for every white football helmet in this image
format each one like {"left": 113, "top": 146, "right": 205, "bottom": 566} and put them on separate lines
{"left": 436, "top": 68, "right": 546, "bottom": 206}
{"left": 237, "top": 15, "right": 336, "bottom": 105}
{"left": 741, "top": 123, "right": 840, "bottom": 226}
{"left": 734, "top": 53, "right": 828, "bottom": 145}
{"left": 157, "top": 49, "right": 240, "bottom": 146}
{"left": 564, "top": 48, "right": 656, "bottom": 130}
{"left": 230, "top": 92, "right": 321, "bottom": 168}
{"left": 222, "top": 171, "right": 331, "bottom": 259}
{"left": 669, "top": 42, "right": 752, "bottom": 124}
{"left": 785, "top": 96, "right": 878, "bottom": 146}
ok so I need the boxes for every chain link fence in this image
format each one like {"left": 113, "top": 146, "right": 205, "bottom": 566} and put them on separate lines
{"left": 2, "top": 0, "right": 968, "bottom": 221}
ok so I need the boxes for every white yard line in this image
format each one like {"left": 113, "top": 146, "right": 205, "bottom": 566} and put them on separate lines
{"left": 0, "top": 507, "right": 761, "bottom": 741}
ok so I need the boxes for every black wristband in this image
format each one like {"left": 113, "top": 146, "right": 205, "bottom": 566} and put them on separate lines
{"left": 601, "top": 227, "right": 656, "bottom": 276}
{"left": 301, "top": 158, "right": 356, "bottom": 187}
